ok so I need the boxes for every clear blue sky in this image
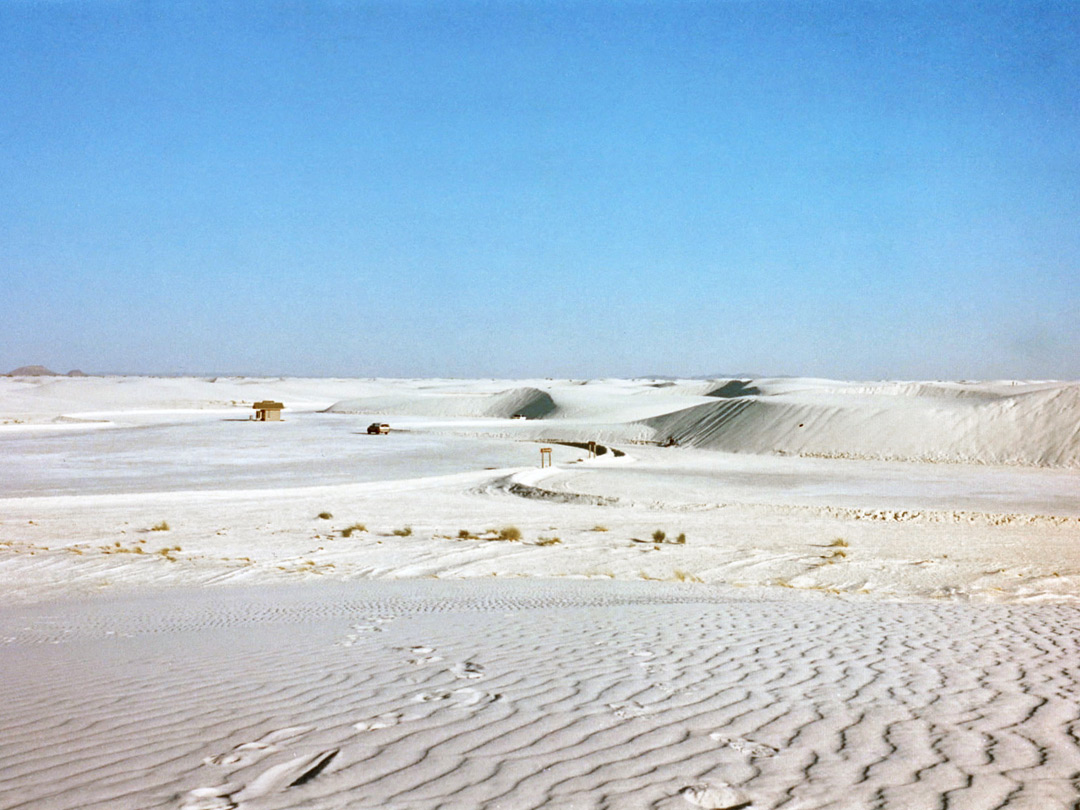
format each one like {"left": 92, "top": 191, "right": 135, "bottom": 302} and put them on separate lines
{"left": 2, "top": 0, "right": 1078, "bottom": 379}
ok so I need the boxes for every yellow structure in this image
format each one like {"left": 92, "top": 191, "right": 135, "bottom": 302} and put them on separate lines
{"left": 252, "top": 401, "right": 284, "bottom": 421}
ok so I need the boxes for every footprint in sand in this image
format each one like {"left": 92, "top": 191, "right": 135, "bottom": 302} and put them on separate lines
{"left": 608, "top": 700, "right": 655, "bottom": 718}
{"left": 185, "top": 748, "right": 340, "bottom": 810}
{"left": 451, "top": 661, "right": 485, "bottom": 679}
{"left": 353, "top": 712, "right": 404, "bottom": 731}
{"left": 708, "top": 734, "right": 777, "bottom": 758}
{"left": 203, "top": 726, "right": 314, "bottom": 768}
{"left": 338, "top": 623, "right": 383, "bottom": 646}
{"left": 411, "top": 687, "right": 498, "bottom": 707}
{"left": 232, "top": 748, "right": 340, "bottom": 797}
{"left": 678, "top": 781, "right": 752, "bottom": 809}
{"left": 180, "top": 785, "right": 237, "bottom": 810}
{"left": 401, "top": 645, "right": 443, "bottom": 665}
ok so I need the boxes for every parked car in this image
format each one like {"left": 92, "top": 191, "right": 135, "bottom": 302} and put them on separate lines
{"left": 367, "top": 422, "right": 390, "bottom": 435}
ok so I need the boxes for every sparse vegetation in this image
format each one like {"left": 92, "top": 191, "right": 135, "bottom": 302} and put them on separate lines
{"left": 392, "top": 526, "right": 413, "bottom": 537}
{"left": 317, "top": 512, "right": 333, "bottom": 520}
{"left": 633, "top": 530, "right": 686, "bottom": 545}
{"left": 590, "top": 525, "right": 609, "bottom": 532}
{"left": 822, "top": 539, "right": 848, "bottom": 561}
{"left": 536, "top": 536, "right": 561, "bottom": 546}
{"left": 458, "top": 529, "right": 476, "bottom": 539}
{"left": 341, "top": 523, "right": 367, "bottom": 538}
{"left": 151, "top": 521, "right": 170, "bottom": 532}
{"left": 496, "top": 526, "right": 522, "bottom": 542}
{"left": 673, "top": 569, "right": 703, "bottom": 583}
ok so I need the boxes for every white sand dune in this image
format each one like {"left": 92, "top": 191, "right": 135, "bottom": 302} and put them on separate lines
{"left": 325, "top": 386, "right": 557, "bottom": 419}
{"left": 646, "top": 378, "right": 1080, "bottom": 468}
{"left": 1, "top": 375, "right": 1079, "bottom": 809}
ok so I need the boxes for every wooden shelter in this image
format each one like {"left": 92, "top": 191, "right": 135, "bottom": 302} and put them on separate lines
{"left": 252, "top": 401, "right": 284, "bottom": 421}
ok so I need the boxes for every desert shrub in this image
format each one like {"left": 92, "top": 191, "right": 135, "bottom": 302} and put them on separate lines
{"left": 458, "top": 529, "right": 475, "bottom": 539}
{"left": 536, "top": 536, "right": 561, "bottom": 546}
{"left": 497, "top": 526, "right": 522, "bottom": 542}
{"left": 673, "top": 569, "right": 702, "bottom": 583}
{"left": 317, "top": 512, "right": 333, "bottom": 520}
{"left": 652, "top": 529, "right": 666, "bottom": 543}
{"left": 341, "top": 523, "right": 367, "bottom": 538}
{"left": 675, "top": 533, "right": 686, "bottom": 544}
{"left": 151, "top": 521, "right": 170, "bottom": 532}
{"left": 392, "top": 526, "right": 413, "bottom": 537}
{"left": 830, "top": 538, "right": 849, "bottom": 547}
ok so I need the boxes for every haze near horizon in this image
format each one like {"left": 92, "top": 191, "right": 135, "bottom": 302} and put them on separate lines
{"left": 2, "top": 1, "right": 1078, "bottom": 380}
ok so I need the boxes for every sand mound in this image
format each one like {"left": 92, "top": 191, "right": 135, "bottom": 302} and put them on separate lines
{"left": 706, "top": 379, "right": 762, "bottom": 398}
{"left": 324, "top": 386, "right": 557, "bottom": 419}
{"left": 646, "top": 380, "right": 1080, "bottom": 467}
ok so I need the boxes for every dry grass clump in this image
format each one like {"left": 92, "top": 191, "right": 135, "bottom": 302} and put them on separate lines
{"left": 536, "top": 536, "right": 561, "bottom": 546}
{"left": 341, "top": 523, "right": 367, "bottom": 538}
{"left": 109, "top": 544, "right": 144, "bottom": 554}
{"left": 589, "top": 525, "right": 609, "bottom": 532}
{"left": 392, "top": 526, "right": 413, "bottom": 537}
{"left": 151, "top": 521, "right": 170, "bottom": 532}
{"left": 458, "top": 529, "right": 477, "bottom": 540}
{"left": 634, "top": 529, "right": 687, "bottom": 545}
{"left": 823, "top": 538, "right": 849, "bottom": 561}
{"left": 317, "top": 512, "right": 333, "bottom": 520}
{"left": 495, "top": 526, "right": 522, "bottom": 542}
{"left": 673, "top": 569, "right": 703, "bottom": 583}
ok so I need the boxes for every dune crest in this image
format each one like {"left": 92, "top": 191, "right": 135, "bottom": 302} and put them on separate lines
{"left": 324, "top": 386, "right": 557, "bottom": 419}
{"left": 646, "top": 379, "right": 1080, "bottom": 468}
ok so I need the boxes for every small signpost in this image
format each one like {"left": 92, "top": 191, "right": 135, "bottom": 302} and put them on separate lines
{"left": 540, "top": 447, "right": 553, "bottom": 468}
{"left": 588, "top": 441, "right": 597, "bottom": 459}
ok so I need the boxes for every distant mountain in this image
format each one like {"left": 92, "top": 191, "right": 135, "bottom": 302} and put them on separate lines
{"left": 6, "top": 365, "right": 60, "bottom": 376}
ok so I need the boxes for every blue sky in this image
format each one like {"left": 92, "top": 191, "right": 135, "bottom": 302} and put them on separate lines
{"left": 2, "top": 1, "right": 1078, "bottom": 379}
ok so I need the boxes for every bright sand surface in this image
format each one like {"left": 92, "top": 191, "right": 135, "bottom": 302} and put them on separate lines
{"left": 2, "top": 375, "right": 1080, "bottom": 809}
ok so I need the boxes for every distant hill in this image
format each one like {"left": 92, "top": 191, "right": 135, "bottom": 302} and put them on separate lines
{"left": 6, "top": 365, "right": 60, "bottom": 376}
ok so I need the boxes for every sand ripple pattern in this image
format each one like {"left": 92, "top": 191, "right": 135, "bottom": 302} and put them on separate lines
{"left": 2, "top": 580, "right": 1080, "bottom": 809}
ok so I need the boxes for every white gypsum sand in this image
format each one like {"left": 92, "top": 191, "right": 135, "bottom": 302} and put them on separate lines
{"left": 1, "top": 375, "right": 1079, "bottom": 809}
